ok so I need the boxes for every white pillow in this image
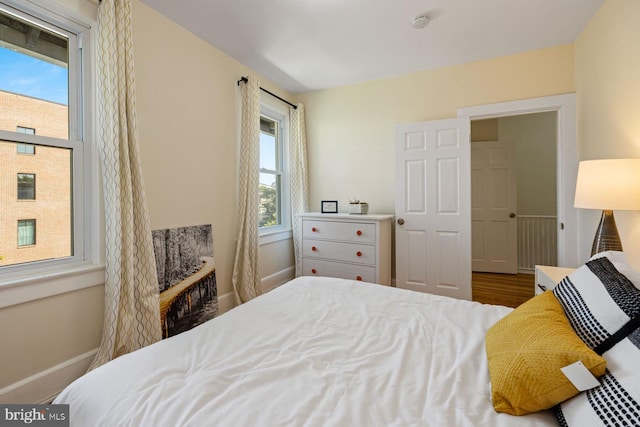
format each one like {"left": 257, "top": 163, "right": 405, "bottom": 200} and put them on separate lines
{"left": 555, "top": 329, "right": 640, "bottom": 426}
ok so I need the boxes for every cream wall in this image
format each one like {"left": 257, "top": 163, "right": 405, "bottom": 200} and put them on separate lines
{"left": 132, "top": 0, "right": 288, "bottom": 297}
{"left": 499, "top": 112, "right": 557, "bottom": 216}
{"left": 298, "top": 45, "right": 574, "bottom": 215}
{"left": 132, "top": 0, "right": 295, "bottom": 294}
{"left": 0, "top": 286, "right": 104, "bottom": 389}
{"left": 575, "top": 0, "right": 640, "bottom": 267}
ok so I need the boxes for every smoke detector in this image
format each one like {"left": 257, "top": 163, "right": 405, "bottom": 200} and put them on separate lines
{"left": 411, "top": 14, "right": 430, "bottom": 30}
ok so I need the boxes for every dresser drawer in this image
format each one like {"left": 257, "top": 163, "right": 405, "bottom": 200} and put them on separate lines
{"left": 302, "top": 258, "right": 376, "bottom": 283}
{"left": 303, "top": 239, "right": 375, "bottom": 266}
{"left": 302, "top": 220, "right": 376, "bottom": 244}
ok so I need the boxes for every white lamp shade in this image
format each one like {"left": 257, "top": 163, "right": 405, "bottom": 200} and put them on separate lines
{"left": 574, "top": 159, "right": 640, "bottom": 210}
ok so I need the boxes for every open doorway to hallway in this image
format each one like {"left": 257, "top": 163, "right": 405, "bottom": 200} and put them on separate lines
{"left": 471, "top": 112, "right": 558, "bottom": 303}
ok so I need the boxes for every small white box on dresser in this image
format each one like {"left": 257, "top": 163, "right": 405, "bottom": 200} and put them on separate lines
{"left": 534, "top": 265, "right": 576, "bottom": 295}
{"left": 299, "top": 213, "right": 393, "bottom": 285}
{"left": 348, "top": 203, "right": 369, "bottom": 214}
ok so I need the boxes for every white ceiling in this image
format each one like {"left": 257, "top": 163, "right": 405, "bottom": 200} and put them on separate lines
{"left": 139, "top": 0, "right": 604, "bottom": 94}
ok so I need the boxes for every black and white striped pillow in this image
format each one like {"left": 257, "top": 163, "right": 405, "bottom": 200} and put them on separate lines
{"left": 555, "top": 328, "right": 640, "bottom": 426}
{"left": 553, "top": 254, "right": 640, "bottom": 425}
{"left": 553, "top": 256, "right": 640, "bottom": 350}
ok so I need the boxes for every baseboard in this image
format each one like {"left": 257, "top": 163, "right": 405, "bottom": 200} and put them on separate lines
{"left": 262, "top": 266, "right": 295, "bottom": 293}
{"left": 216, "top": 266, "right": 294, "bottom": 315}
{"left": 218, "top": 291, "right": 235, "bottom": 315}
{"left": 0, "top": 349, "right": 97, "bottom": 404}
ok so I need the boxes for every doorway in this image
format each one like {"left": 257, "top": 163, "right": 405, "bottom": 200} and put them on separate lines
{"left": 394, "top": 94, "right": 578, "bottom": 302}
{"left": 471, "top": 112, "right": 558, "bottom": 276}
{"left": 458, "top": 94, "right": 579, "bottom": 270}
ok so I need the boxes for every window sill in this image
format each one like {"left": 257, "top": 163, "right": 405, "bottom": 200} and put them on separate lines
{"left": 259, "top": 228, "right": 293, "bottom": 245}
{"left": 0, "top": 263, "right": 105, "bottom": 308}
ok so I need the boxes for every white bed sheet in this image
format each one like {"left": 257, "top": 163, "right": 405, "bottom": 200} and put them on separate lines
{"left": 55, "top": 276, "right": 558, "bottom": 426}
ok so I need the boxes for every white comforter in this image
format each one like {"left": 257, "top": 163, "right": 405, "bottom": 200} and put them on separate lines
{"left": 55, "top": 276, "right": 557, "bottom": 426}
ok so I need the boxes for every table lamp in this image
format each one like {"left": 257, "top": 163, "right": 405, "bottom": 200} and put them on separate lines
{"left": 574, "top": 159, "right": 640, "bottom": 256}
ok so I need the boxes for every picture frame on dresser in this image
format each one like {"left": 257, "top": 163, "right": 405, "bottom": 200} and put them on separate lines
{"left": 321, "top": 200, "right": 338, "bottom": 213}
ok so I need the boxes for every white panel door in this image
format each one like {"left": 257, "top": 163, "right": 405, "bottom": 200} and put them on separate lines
{"left": 395, "top": 118, "right": 471, "bottom": 300}
{"left": 471, "top": 140, "right": 517, "bottom": 273}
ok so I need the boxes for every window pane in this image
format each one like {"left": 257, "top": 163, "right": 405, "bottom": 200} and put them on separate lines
{"left": 260, "top": 116, "right": 277, "bottom": 171}
{"left": 17, "top": 173, "right": 35, "bottom": 200}
{"left": 17, "top": 219, "right": 36, "bottom": 246}
{"left": 259, "top": 173, "right": 281, "bottom": 227}
{"left": 0, "top": 10, "right": 69, "bottom": 139}
{"left": 17, "top": 126, "right": 35, "bottom": 134}
{"left": 259, "top": 114, "right": 283, "bottom": 229}
{"left": 1, "top": 140, "right": 72, "bottom": 265}
{"left": 17, "top": 143, "right": 35, "bottom": 154}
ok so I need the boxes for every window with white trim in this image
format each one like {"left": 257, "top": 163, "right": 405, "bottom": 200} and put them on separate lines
{"left": 258, "top": 101, "right": 290, "bottom": 238}
{"left": 0, "top": 1, "right": 93, "bottom": 275}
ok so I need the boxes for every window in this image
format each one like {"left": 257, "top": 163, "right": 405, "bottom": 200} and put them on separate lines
{"left": 17, "top": 219, "right": 36, "bottom": 246}
{"left": 17, "top": 173, "right": 35, "bottom": 200}
{"left": 259, "top": 115, "right": 283, "bottom": 228}
{"left": 0, "top": 1, "right": 94, "bottom": 285}
{"left": 17, "top": 143, "right": 35, "bottom": 154}
{"left": 258, "top": 100, "right": 290, "bottom": 240}
{"left": 17, "top": 126, "right": 35, "bottom": 134}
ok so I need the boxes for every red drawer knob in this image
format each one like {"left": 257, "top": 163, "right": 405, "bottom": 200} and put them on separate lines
{"left": 311, "top": 268, "right": 317, "bottom": 274}
{"left": 312, "top": 227, "right": 317, "bottom": 232}
{"left": 356, "top": 276, "right": 363, "bottom": 281}
{"left": 312, "top": 246, "right": 317, "bottom": 251}
{"left": 356, "top": 230, "right": 362, "bottom": 236}
{"left": 356, "top": 251, "right": 362, "bottom": 257}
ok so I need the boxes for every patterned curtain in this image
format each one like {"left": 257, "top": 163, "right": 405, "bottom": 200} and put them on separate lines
{"left": 289, "top": 104, "right": 309, "bottom": 276}
{"left": 89, "top": 0, "right": 161, "bottom": 371}
{"left": 232, "top": 76, "right": 263, "bottom": 304}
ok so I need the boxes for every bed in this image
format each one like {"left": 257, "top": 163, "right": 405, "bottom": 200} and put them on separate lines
{"left": 54, "top": 253, "right": 640, "bottom": 426}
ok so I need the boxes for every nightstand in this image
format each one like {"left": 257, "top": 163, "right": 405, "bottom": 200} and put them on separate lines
{"left": 534, "top": 265, "right": 576, "bottom": 295}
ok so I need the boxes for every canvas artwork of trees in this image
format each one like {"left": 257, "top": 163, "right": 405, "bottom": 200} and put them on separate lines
{"left": 152, "top": 224, "right": 218, "bottom": 338}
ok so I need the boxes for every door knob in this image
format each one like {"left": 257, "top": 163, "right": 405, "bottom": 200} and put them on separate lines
{"left": 397, "top": 218, "right": 405, "bottom": 225}
{"left": 509, "top": 212, "right": 516, "bottom": 218}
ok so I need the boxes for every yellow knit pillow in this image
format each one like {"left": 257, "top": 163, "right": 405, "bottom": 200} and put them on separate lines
{"left": 485, "top": 291, "right": 607, "bottom": 416}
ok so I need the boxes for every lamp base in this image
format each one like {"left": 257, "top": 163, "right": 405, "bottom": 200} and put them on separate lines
{"left": 591, "top": 210, "right": 623, "bottom": 256}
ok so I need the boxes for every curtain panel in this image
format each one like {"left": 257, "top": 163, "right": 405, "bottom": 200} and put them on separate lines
{"left": 90, "top": 0, "right": 161, "bottom": 370}
{"left": 289, "top": 104, "right": 309, "bottom": 276}
{"left": 232, "top": 76, "right": 263, "bottom": 304}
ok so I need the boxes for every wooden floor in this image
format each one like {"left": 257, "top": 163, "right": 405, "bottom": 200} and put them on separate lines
{"left": 471, "top": 272, "right": 535, "bottom": 308}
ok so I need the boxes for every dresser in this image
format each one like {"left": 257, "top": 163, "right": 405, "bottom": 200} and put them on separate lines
{"left": 299, "top": 213, "right": 393, "bottom": 285}
{"left": 534, "top": 265, "right": 576, "bottom": 295}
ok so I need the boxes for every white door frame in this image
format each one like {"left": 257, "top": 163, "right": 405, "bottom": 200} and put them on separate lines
{"left": 457, "top": 93, "right": 579, "bottom": 268}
